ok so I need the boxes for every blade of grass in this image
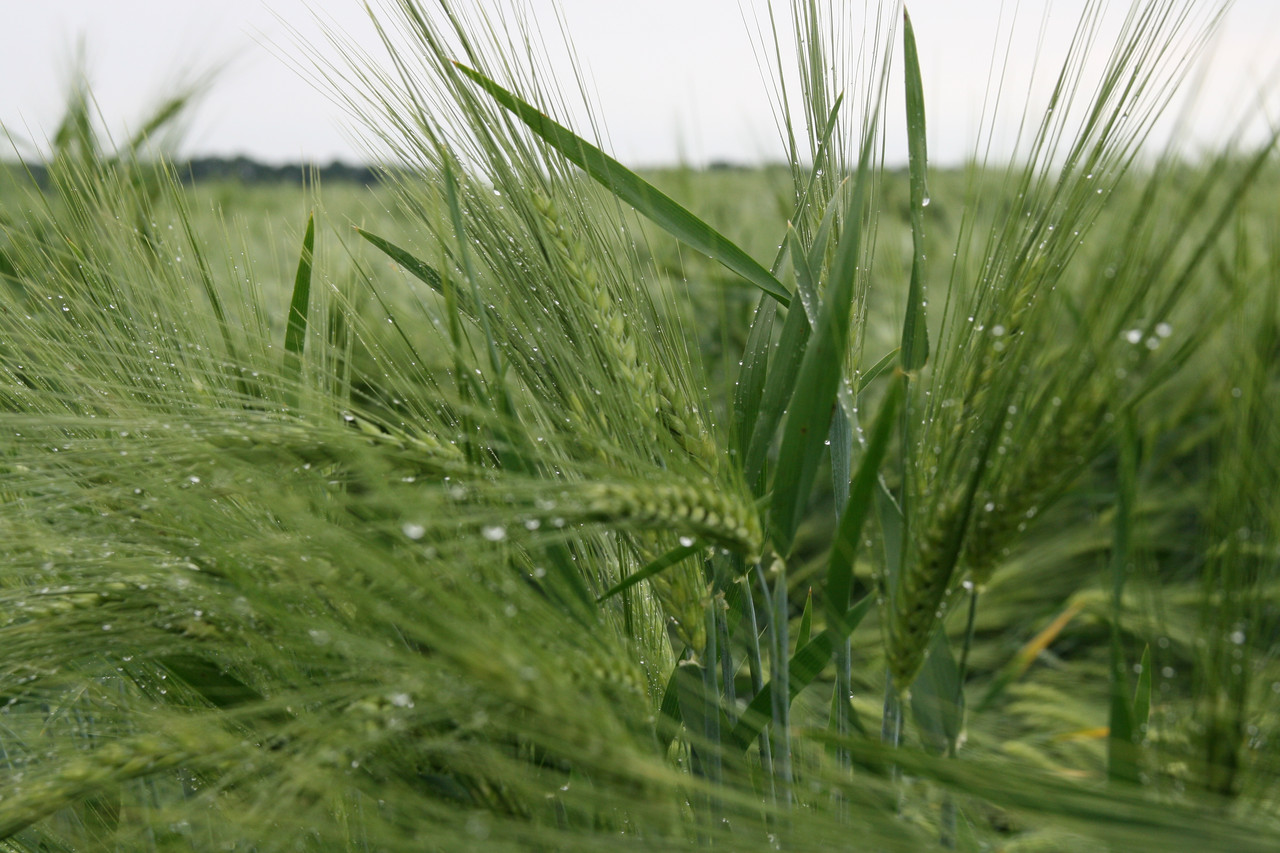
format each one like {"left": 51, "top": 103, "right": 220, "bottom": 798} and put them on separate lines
{"left": 355, "top": 227, "right": 445, "bottom": 295}
{"left": 827, "top": 375, "right": 903, "bottom": 627}
{"left": 1108, "top": 419, "right": 1140, "bottom": 785}
{"left": 759, "top": 560, "right": 792, "bottom": 805}
{"left": 830, "top": 406, "right": 853, "bottom": 517}
{"left": 856, "top": 347, "right": 900, "bottom": 397}
{"left": 770, "top": 92, "right": 845, "bottom": 273}
{"left": 282, "top": 211, "right": 315, "bottom": 386}
{"left": 1133, "top": 645, "right": 1152, "bottom": 736}
{"left": 455, "top": 62, "right": 790, "bottom": 306}
{"left": 729, "top": 594, "right": 874, "bottom": 751}
{"left": 733, "top": 296, "right": 776, "bottom": 460}
{"left": 441, "top": 160, "right": 519, "bottom": 427}
{"left": 740, "top": 578, "right": 773, "bottom": 777}
{"left": 826, "top": 376, "right": 901, "bottom": 761}
{"left": 744, "top": 288, "right": 812, "bottom": 489}
{"left": 910, "top": 629, "right": 962, "bottom": 756}
{"left": 770, "top": 137, "right": 872, "bottom": 555}
{"left": 901, "top": 7, "right": 930, "bottom": 372}
{"left": 806, "top": 179, "right": 846, "bottom": 284}
{"left": 796, "top": 588, "right": 814, "bottom": 652}
{"left": 976, "top": 601, "right": 1085, "bottom": 713}
{"left": 596, "top": 544, "right": 701, "bottom": 603}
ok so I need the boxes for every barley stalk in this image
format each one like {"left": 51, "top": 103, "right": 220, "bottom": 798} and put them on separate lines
{"left": 886, "top": 485, "right": 967, "bottom": 690}
{"left": 533, "top": 193, "right": 719, "bottom": 476}
{"left": 580, "top": 481, "right": 761, "bottom": 559}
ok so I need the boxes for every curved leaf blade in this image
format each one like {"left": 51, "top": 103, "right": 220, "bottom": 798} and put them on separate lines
{"left": 455, "top": 62, "right": 790, "bottom": 306}
{"left": 901, "top": 7, "right": 930, "bottom": 371}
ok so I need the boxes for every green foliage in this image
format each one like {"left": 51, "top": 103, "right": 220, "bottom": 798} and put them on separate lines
{"left": 1, "top": 0, "right": 1278, "bottom": 850}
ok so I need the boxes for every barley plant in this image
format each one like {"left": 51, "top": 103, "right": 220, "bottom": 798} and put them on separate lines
{"left": 1, "top": 0, "right": 1278, "bottom": 849}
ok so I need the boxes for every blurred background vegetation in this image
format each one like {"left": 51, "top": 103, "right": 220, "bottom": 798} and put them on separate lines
{"left": 1, "top": 2, "right": 1278, "bottom": 848}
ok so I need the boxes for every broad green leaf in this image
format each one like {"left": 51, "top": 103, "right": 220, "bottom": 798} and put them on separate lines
{"left": 901, "top": 7, "right": 930, "bottom": 371}
{"left": 456, "top": 62, "right": 791, "bottom": 306}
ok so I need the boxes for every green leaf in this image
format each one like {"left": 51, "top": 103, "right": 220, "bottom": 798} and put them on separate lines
{"left": 806, "top": 180, "right": 847, "bottom": 280}
{"left": 283, "top": 212, "right": 315, "bottom": 363}
{"left": 856, "top": 348, "right": 900, "bottom": 397}
{"left": 774, "top": 92, "right": 845, "bottom": 278}
{"left": 769, "top": 145, "right": 872, "bottom": 555}
{"left": 787, "top": 222, "right": 820, "bottom": 321}
{"left": 355, "top": 227, "right": 445, "bottom": 295}
{"left": 910, "top": 629, "right": 963, "bottom": 756}
{"left": 827, "top": 375, "right": 903, "bottom": 627}
{"left": 796, "top": 588, "right": 814, "bottom": 652}
{"left": 830, "top": 406, "right": 853, "bottom": 514}
{"left": 1133, "top": 645, "right": 1152, "bottom": 735}
{"left": 743, "top": 288, "right": 812, "bottom": 489}
{"left": 976, "top": 602, "right": 1084, "bottom": 713}
{"left": 441, "top": 160, "right": 515, "bottom": 421}
{"left": 733, "top": 296, "right": 776, "bottom": 460}
{"left": 1108, "top": 420, "right": 1141, "bottom": 785}
{"left": 455, "top": 62, "right": 791, "bottom": 306}
{"left": 729, "top": 595, "right": 873, "bottom": 751}
{"left": 596, "top": 544, "right": 701, "bottom": 603}
{"left": 658, "top": 660, "right": 684, "bottom": 728}
{"left": 900, "top": 7, "right": 930, "bottom": 371}
{"left": 1108, "top": 646, "right": 1139, "bottom": 785}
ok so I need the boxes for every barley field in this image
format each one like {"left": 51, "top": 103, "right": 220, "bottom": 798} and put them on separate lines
{"left": 0, "top": 1, "right": 1278, "bottom": 850}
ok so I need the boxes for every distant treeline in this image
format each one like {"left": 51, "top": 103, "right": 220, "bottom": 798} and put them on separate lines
{"left": 4, "top": 157, "right": 381, "bottom": 187}
{"left": 180, "top": 157, "right": 380, "bottom": 185}
{"left": 2, "top": 156, "right": 773, "bottom": 190}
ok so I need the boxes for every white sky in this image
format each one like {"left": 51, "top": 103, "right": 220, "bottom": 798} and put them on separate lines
{"left": 2, "top": 1, "right": 1277, "bottom": 167}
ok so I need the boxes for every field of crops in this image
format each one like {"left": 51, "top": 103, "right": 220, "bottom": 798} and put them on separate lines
{"left": 1, "top": 1, "right": 1278, "bottom": 850}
